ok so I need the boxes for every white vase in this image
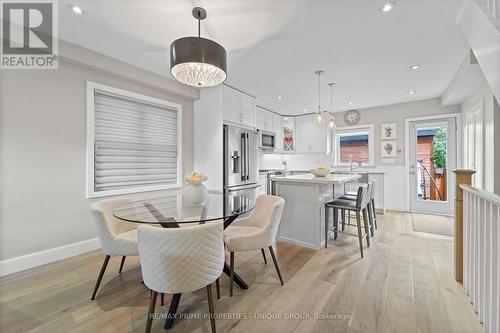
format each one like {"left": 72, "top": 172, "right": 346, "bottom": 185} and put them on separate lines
{"left": 182, "top": 183, "right": 208, "bottom": 204}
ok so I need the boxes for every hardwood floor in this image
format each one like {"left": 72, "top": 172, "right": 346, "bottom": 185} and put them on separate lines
{"left": 0, "top": 212, "right": 482, "bottom": 333}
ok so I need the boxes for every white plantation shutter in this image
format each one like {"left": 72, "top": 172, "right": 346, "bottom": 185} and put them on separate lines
{"left": 88, "top": 83, "right": 181, "bottom": 197}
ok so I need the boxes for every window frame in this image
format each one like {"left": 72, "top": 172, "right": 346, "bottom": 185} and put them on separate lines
{"left": 334, "top": 124, "right": 374, "bottom": 166}
{"left": 86, "top": 81, "right": 183, "bottom": 198}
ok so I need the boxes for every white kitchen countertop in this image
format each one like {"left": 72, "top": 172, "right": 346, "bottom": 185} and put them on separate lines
{"left": 271, "top": 173, "right": 361, "bottom": 184}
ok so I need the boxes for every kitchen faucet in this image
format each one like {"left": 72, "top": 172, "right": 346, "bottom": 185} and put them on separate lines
{"left": 348, "top": 155, "right": 355, "bottom": 172}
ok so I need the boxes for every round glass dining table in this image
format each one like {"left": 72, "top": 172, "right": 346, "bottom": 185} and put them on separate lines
{"left": 113, "top": 192, "right": 255, "bottom": 228}
{"left": 113, "top": 192, "right": 256, "bottom": 330}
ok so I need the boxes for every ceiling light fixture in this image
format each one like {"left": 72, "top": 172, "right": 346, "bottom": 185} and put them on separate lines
{"left": 170, "top": 7, "right": 227, "bottom": 88}
{"left": 409, "top": 90, "right": 416, "bottom": 95}
{"left": 315, "top": 70, "right": 324, "bottom": 124}
{"left": 303, "top": 108, "right": 307, "bottom": 112}
{"left": 380, "top": 2, "right": 395, "bottom": 12}
{"left": 328, "top": 83, "right": 336, "bottom": 129}
{"left": 348, "top": 101, "right": 353, "bottom": 105}
{"left": 410, "top": 64, "right": 420, "bottom": 70}
{"left": 277, "top": 96, "right": 283, "bottom": 100}
{"left": 71, "top": 6, "right": 83, "bottom": 14}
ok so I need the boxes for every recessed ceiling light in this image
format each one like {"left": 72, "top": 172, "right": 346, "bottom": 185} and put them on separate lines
{"left": 284, "top": 117, "right": 288, "bottom": 121}
{"left": 380, "top": 2, "right": 395, "bottom": 12}
{"left": 303, "top": 108, "right": 307, "bottom": 112}
{"left": 71, "top": 6, "right": 83, "bottom": 14}
{"left": 348, "top": 102, "right": 353, "bottom": 105}
{"left": 409, "top": 90, "right": 416, "bottom": 95}
{"left": 410, "top": 65, "right": 420, "bottom": 70}
{"left": 277, "top": 96, "right": 283, "bottom": 100}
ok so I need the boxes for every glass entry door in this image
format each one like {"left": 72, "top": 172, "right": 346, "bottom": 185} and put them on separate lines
{"left": 409, "top": 117, "right": 456, "bottom": 215}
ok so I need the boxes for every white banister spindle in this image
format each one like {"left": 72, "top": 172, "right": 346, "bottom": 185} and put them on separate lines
{"left": 460, "top": 184, "right": 500, "bottom": 332}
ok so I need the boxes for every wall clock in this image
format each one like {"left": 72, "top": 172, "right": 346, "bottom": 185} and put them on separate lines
{"left": 344, "top": 110, "right": 360, "bottom": 126}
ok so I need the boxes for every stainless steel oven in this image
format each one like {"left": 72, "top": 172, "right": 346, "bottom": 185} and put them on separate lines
{"left": 259, "top": 130, "right": 276, "bottom": 150}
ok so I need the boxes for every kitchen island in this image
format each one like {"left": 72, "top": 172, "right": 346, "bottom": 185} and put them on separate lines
{"left": 272, "top": 173, "right": 361, "bottom": 250}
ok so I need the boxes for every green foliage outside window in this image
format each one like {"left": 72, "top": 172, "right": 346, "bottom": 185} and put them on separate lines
{"left": 432, "top": 128, "right": 447, "bottom": 169}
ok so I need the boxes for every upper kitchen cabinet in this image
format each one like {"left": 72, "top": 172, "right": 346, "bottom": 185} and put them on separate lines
{"left": 223, "top": 85, "right": 240, "bottom": 124}
{"left": 273, "top": 113, "right": 284, "bottom": 152}
{"left": 223, "top": 85, "right": 256, "bottom": 128}
{"left": 295, "top": 114, "right": 329, "bottom": 153}
{"left": 255, "top": 106, "right": 274, "bottom": 131}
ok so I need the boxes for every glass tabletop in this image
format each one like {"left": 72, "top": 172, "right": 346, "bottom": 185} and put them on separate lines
{"left": 113, "top": 193, "right": 256, "bottom": 224}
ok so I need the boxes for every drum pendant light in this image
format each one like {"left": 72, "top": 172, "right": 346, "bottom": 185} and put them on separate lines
{"left": 170, "top": 7, "right": 227, "bottom": 87}
{"left": 315, "top": 70, "right": 324, "bottom": 123}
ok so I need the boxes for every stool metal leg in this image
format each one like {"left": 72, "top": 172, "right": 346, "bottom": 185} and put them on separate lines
{"left": 341, "top": 209, "right": 346, "bottom": 231}
{"left": 371, "top": 199, "right": 378, "bottom": 229}
{"left": 324, "top": 206, "right": 329, "bottom": 248}
{"left": 367, "top": 203, "right": 375, "bottom": 236}
{"left": 355, "top": 210, "right": 364, "bottom": 258}
{"left": 362, "top": 208, "right": 370, "bottom": 247}
{"left": 333, "top": 208, "right": 338, "bottom": 240}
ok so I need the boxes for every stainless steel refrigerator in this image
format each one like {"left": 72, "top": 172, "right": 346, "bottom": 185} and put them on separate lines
{"left": 223, "top": 124, "right": 260, "bottom": 214}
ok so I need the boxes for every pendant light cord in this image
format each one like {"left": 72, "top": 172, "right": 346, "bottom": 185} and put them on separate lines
{"left": 197, "top": 16, "right": 201, "bottom": 37}
{"left": 317, "top": 72, "right": 321, "bottom": 113}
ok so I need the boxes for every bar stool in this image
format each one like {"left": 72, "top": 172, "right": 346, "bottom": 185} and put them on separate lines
{"left": 324, "top": 184, "right": 370, "bottom": 258}
{"left": 340, "top": 180, "right": 377, "bottom": 235}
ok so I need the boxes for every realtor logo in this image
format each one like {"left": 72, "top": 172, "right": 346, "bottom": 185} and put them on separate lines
{"left": 1, "top": 0, "right": 58, "bottom": 69}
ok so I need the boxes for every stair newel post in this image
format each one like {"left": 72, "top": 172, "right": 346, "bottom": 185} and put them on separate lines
{"left": 453, "top": 169, "right": 475, "bottom": 283}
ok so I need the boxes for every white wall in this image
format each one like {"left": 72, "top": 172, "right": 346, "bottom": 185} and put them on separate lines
{"left": 259, "top": 98, "right": 460, "bottom": 211}
{"left": 0, "top": 42, "right": 198, "bottom": 268}
{"left": 461, "top": 79, "right": 500, "bottom": 194}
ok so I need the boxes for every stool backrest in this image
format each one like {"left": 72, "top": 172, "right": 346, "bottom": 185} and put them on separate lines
{"left": 355, "top": 184, "right": 368, "bottom": 209}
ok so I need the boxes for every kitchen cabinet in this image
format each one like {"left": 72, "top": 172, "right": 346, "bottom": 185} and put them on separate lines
{"left": 222, "top": 85, "right": 256, "bottom": 128}
{"left": 283, "top": 117, "right": 295, "bottom": 152}
{"left": 295, "top": 115, "right": 329, "bottom": 153}
{"left": 223, "top": 85, "right": 240, "bottom": 124}
{"left": 255, "top": 106, "right": 274, "bottom": 131}
{"left": 273, "top": 113, "right": 283, "bottom": 152}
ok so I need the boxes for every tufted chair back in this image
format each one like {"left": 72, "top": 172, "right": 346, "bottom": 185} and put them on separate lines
{"left": 138, "top": 221, "right": 224, "bottom": 294}
{"left": 247, "top": 195, "right": 285, "bottom": 238}
{"left": 90, "top": 198, "right": 137, "bottom": 255}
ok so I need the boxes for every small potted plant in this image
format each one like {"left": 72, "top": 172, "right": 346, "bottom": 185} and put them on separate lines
{"left": 183, "top": 172, "right": 208, "bottom": 204}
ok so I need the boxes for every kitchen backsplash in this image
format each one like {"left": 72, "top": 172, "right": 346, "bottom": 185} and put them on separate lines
{"left": 259, "top": 152, "right": 333, "bottom": 171}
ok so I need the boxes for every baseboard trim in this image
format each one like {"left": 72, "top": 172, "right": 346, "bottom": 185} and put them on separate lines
{"left": 0, "top": 238, "right": 101, "bottom": 277}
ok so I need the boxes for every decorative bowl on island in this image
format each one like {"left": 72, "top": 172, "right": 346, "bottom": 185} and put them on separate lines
{"left": 310, "top": 165, "right": 331, "bottom": 177}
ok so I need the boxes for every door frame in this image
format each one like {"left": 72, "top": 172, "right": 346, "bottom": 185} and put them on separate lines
{"left": 404, "top": 113, "right": 462, "bottom": 214}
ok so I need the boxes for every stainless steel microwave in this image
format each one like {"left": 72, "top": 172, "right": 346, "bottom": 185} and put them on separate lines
{"left": 259, "top": 130, "right": 276, "bottom": 150}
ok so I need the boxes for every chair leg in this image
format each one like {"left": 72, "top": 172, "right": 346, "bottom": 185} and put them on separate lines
{"left": 145, "top": 291, "right": 158, "bottom": 333}
{"left": 362, "top": 208, "right": 371, "bottom": 247}
{"left": 324, "top": 205, "right": 329, "bottom": 248}
{"left": 355, "top": 211, "right": 364, "bottom": 258}
{"left": 371, "top": 199, "right": 378, "bottom": 229}
{"left": 119, "top": 256, "right": 126, "bottom": 274}
{"left": 341, "top": 209, "right": 346, "bottom": 231}
{"left": 215, "top": 278, "right": 220, "bottom": 299}
{"left": 268, "top": 246, "right": 284, "bottom": 285}
{"left": 333, "top": 208, "right": 338, "bottom": 240}
{"left": 206, "top": 284, "right": 217, "bottom": 333}
{"left": 367, "top": 204, "right": 375, "bottom": 236}
{"left": 261, "top": 248, "right": 267, "bottom": 264}
{"left": 229, "top": 252, "right": 235, "bottom": 297}
{"left": 91, "top": 255, "right": 110, "bottom": 300}
{"left": 161, "top": 293, "right": 164, "bottom": 306}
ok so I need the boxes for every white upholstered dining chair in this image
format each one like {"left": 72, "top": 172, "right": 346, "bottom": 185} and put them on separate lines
{"left": 223, "top": 195, "right": 285, "bottom": 296}
{"left": 90, "top": 198, "right": 138, "bottom": 300}
{"left": 138, "top": 221, "right": 225, "bottom": 333}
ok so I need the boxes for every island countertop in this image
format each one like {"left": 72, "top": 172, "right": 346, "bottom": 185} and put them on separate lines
{"left": 272, "top": 173, "right": 361, "bottom": 184}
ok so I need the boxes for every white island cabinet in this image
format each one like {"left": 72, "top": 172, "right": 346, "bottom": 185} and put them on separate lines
{"left": 272, "top": 173, "right": 361, "bottom": 250}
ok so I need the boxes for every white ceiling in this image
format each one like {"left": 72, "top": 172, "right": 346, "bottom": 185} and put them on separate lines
{"left": 58, "top": 0, "right": 469, "bottom": 115}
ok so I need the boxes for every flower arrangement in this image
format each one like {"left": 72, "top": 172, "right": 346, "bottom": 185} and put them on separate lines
{"left": 185, "top": 172, "right": 208, "bottom": 185}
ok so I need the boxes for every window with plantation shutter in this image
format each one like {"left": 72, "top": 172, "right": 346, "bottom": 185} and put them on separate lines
{"left": 87, "top": 82, "right": 182, "bottom": 198}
